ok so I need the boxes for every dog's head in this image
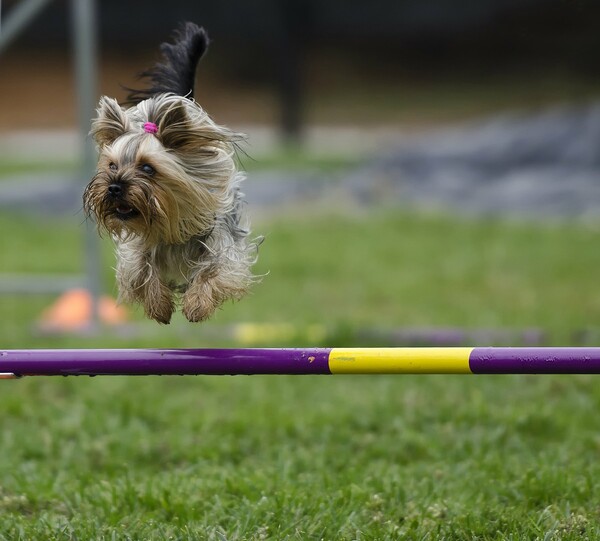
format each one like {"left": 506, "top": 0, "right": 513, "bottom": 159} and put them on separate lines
{"left": 83, "top": 93, "right": 242, "bottom": 245}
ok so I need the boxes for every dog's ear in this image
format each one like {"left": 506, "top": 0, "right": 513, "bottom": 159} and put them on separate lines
{"left": 156, "top": 101, "right": 191, "bottom": 150}
{"left": 91, "top": 96, "right": 129, "bottom": 147}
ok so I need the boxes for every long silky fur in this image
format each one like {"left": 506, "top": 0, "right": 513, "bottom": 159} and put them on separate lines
{"left": 83, "top": 23, "right": 259, "bottom": 324}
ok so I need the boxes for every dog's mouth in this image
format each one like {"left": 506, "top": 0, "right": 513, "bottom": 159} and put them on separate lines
{"left": 112, "top": 204, "right": 139, "bottom": 220}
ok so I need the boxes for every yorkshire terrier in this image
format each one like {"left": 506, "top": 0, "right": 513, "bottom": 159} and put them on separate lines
{"left": 83, "top": 22, "right": 258, "bottom": 324}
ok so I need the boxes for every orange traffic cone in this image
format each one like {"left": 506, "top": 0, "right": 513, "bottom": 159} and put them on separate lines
{"left": 38, "top": 288, "right": 128, "bottom": 332}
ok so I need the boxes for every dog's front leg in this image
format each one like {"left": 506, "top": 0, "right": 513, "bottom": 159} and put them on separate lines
{"left": 182, "top": 260, "right": 249, "bottom": 323}
{"left": 117, "top": 250, "right": 175, "bottom": 324}
{"left": 181, "top": 269, "right": 221, "bottom": 323}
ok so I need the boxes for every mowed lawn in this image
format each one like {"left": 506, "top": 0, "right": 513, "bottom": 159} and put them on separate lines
{"left": 1, "top": 210, "right": 600, "bottom": 539}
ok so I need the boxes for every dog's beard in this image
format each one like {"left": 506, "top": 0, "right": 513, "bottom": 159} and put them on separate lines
{"left": 84, "top": 173, "right": 218, "bottom": 246}
{"left": 84, "top": 171, "right": 152, "bottom": 241}
{"left": 84, "top": 146, "right": 226, "bottom": 246}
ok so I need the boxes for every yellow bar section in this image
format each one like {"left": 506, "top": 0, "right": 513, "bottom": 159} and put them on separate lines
{"left": 329, "top": 348, "right": 474, "bottom": 374}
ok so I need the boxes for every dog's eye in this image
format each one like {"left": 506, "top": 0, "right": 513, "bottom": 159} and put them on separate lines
{"left": 109, "top": 162, "right": 118, "bottom": 172}
{"left": 141, "top": 164, "right": 155, "bottom": 175}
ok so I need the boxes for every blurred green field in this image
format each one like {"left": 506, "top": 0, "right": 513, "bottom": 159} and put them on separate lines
{"left": 1, "top": 208, "right": 600, "bottom": 539}
{"left": 2, "top": 209, "right": 600, "bottom": 347}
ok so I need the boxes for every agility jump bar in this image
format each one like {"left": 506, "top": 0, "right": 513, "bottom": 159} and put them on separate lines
{"left": 2, "top": 348, "right": 600, "bottom": 377}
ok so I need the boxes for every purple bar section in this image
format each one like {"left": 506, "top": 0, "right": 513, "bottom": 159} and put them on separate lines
{"left": 470, "top": 347, "right": 600, "bottom": 374}
{"left": 0, "top": 349, "right": 332, "bottom": 376}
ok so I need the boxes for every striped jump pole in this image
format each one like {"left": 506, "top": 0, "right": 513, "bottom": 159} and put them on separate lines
{"left": 2, "top": 348, "right": 600, "bottom": 377}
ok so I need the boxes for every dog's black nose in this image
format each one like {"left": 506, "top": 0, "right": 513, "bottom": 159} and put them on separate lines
{"left": 108, "top": 184, "right": 123, "bottom": 197}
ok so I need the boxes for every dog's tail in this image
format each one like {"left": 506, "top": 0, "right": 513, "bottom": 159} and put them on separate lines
{"left": 124, "top": 22, "right": 209, "bottom": 105}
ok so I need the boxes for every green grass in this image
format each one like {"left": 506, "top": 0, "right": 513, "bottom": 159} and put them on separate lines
{"left": 2, "top": 209, "right": 600, "bottom": 539}
{"left": 246, "top": 212, "right": 600, "bottom": 338}
{"left": 2, "top": 373, "right": 600, "bottom": 540}
{"left": 3, "top": 210, "right": 600, "bottom": 347}
{"left": 0, "top": 161, "right": 76, "bottom": 178}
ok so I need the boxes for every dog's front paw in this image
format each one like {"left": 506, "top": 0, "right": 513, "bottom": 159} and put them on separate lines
{"left": 146, "top": 301, "right": 175, "bottom": 324}
{"left": 143, "top": 281, "right": 175, "bottom": 324}
{"left": 182, "top": 285, "right": 217, "bottom": 323}
{"left": 182, "top": 295, "right": 216, "bottom": 323}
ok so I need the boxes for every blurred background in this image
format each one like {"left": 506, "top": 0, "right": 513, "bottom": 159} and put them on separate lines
{"left": 2, "top": 1, "right": 600, "bottom": 133}
{"left": 1, "top": 0, "right": 600, "bottom": 348}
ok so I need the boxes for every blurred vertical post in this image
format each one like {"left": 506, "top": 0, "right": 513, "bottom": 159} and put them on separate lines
{"left": 276, "top": 0, "right": 310, "bottom": 146}
{"left": 71, "top": 0, "right": 101, "bottom": 329}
